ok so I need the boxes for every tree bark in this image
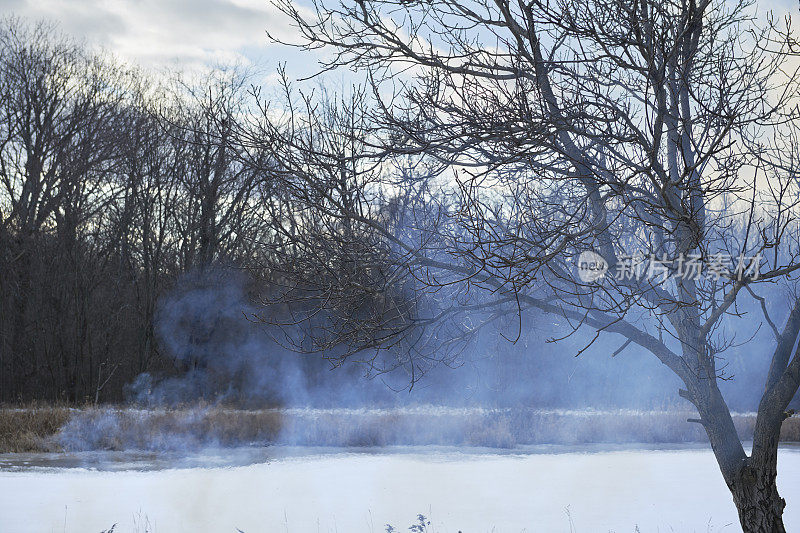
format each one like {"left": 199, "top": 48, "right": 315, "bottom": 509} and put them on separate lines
{"left": 687, "top": 376, "right": 787, "bottom": 532}
{"left": 729, "top": 456, "right": 786, "bottom": 533}
{"left": 731, "top": 373, "right": 795, "bottom": 533}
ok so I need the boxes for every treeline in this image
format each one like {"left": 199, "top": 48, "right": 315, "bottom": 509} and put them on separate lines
{"left": 0, "top": 16, "right": 425, "bottom": 406}
{"left": 0, "top": 19, "right": 292, "bottom": 403}
{"left": 0, "top": 18, "right": 792, "bottom": 410}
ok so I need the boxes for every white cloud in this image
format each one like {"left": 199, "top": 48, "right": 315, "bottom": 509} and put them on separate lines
{"left": 0, "top": 0, "right": 305, "bottom": 72}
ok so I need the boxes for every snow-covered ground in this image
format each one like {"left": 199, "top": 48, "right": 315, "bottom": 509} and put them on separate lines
{"left": 1, "top": 446, "right": 799, "bottom": 532}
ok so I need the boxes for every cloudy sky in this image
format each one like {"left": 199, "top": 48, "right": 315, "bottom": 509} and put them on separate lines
{"left": 0, "top": 0, "right": 318, "bottom": 79}
{"left": 1, "top": 0, "right": 798, "bottom": 82}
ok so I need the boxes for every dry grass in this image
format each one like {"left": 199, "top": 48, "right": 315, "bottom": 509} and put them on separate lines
{"left": 271, "top": 408, "right": 800, "bottom": 448}
{"left": 0, "top": 405, "right": 798, "bottom": 453}
{"left": 0, "top": 405, "right": 72, "bottom": 452}
{"left": 780, "top": 416, "right": 800, "bottom": 441}
{"left": 53, "top": 406, "right": 284, "bottom": 451}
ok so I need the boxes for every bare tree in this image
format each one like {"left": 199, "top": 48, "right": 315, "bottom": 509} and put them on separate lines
{"left": 245, "top": 81, "right": 449, "bottom": 375}
{"left": 263, "top": 0, "right": 800, "bottom": 530}
{"left": 0, "top": 18, "right": 276, "bottom": 403}
{"left": 158, "top": 70, "right": 265, "bottom": 271}
{"left": 0, "top": 18, "right": 132, "bottom": 401}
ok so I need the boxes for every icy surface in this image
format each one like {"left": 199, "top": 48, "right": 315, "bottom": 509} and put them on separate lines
{"left": 1, "top": 446, "right": 799, "bottom": 532}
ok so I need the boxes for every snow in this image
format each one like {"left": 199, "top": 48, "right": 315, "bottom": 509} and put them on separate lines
{"left": 0, "top": 446, "right": 799, "bottom": 532}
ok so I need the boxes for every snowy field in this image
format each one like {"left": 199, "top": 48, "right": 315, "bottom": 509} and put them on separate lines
{"left": 1, "top": 445, "right": 799, "bottom": 532}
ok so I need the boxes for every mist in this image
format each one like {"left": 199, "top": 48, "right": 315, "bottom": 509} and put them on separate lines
{"left": 116, "top": 265, "right": 792, "bottom": 416}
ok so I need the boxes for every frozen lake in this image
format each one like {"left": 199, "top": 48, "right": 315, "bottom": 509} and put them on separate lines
{"left": 1, "top": 445, "right": 799, "bottom": 532}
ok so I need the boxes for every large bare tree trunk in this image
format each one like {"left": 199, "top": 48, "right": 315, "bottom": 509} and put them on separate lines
{"left": 729, "top": 456, "right": 786, "bottom": 533}
{"left": 697, "top": 365, "right": 790, "bottom": 532}
{"left": 729, "top": 386, "right": 794, "bottom": 532}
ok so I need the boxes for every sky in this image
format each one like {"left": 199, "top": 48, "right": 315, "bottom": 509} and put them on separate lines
{"left": 0, "top": 0, "right": 321, "bottom": 82}
{"left": 1, "top": 0, "right": 798, "bottom": 85}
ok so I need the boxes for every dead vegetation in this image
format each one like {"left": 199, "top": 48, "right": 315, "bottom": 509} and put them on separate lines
{"left": 277, "top": 409, "right": 800, "bottom": 448}
{"left": 0, "top": 406, "right": 798, "bottom": 453}
{"left": 53, "top": 406, "right": 284, "bottom": 451}
{"left": 0, "top": 404, "right": 73, "bottom": 452}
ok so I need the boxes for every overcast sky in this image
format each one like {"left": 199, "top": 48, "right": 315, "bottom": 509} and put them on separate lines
{"left": 0, "top": 0, "right": 317, "bottom": 79}
{"left": 1, "top": 0, "right": 798, "bottom": 82}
